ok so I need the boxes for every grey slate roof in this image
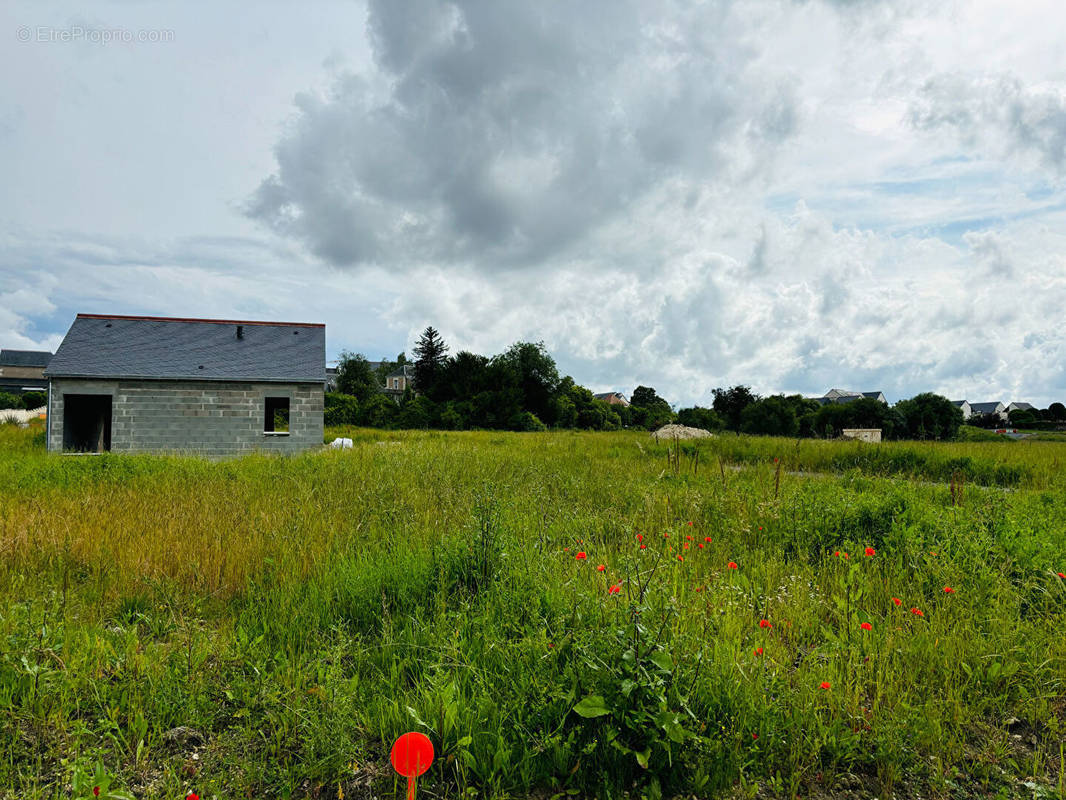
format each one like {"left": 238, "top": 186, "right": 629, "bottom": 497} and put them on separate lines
{"left": 969, "top": 402, "right": 1004, "bottom": 414}
{"left": 45, "top": 314, "right": 325, "bottom": 383}
{"left": 386, "top": 364, "right": 413, "bottom": 379}
{"left": 0, "top": 349, "right": 52, "bottom": 367}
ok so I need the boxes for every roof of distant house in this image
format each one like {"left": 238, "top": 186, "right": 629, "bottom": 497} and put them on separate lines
{"left": 969, "top": 401, "right": 1004, "bottom": 414}
{"left": 0, "top": 349, "right": 52, "bottom": 367}
{"left": 386, "top": 364, "right": 413, "bottom": 379}
{"left": 45, "top": 314, "right": 325, "bottom": 383}
{"left": 1009, "top": 401, "right": 1034, "bottom": 410}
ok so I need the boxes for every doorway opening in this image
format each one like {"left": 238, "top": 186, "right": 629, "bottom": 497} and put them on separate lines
{"left": 63, "top": 394, "right": 112, "bottom": 452}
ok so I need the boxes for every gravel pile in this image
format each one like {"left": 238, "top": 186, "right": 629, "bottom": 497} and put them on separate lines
{"left": 650, "top": 424, "right": 714, "bottom": 441}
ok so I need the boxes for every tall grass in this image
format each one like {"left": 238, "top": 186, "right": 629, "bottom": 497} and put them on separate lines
{"left": 0, "top": 427, "right": 1064, "bottom": 799}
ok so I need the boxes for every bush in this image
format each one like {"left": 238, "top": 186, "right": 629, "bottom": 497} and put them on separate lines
{"left": 324, "top": 392, "right": 360, "bottom": 426}
{"left": 509, "top": 410, "right": 547, "bottom": 432}
{"left": 20, "top": 391, "right": 46, "bottom": 410}
{"left": 0, "top": 392, "right": 23, "bottom": 410}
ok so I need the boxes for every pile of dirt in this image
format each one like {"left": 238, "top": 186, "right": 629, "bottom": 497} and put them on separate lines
{"left": 650, "top": 424, "right": 714, "bottom": 441}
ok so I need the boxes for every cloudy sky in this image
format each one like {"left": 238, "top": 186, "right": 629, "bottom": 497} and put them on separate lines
{"left": 3, "top": 0, "right": 1066, "bottom": 406}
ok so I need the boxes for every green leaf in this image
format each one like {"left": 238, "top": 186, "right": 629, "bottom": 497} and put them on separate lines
{"left": 649, "top": 649, "right": 673, "bottom": 673}
{"left": 573, "top": 695, "right": 611, "bottom": 718}
{"left": 620, "top": 679, "right": 637, "bottom": 697}
{"left": 635, "top": 748, "right": 650, "bottom": 769}
{"left": 456, "top": 735, "right": 472, "bottom": 748}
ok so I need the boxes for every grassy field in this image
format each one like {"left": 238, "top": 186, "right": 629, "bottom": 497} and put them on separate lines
{"left": 1, "top": 423, "right": 1064, "bottom": 799}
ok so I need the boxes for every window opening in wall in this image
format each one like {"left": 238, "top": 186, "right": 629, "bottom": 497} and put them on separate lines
{"left": 265, "top": 396, "right": 290, "bottom": 433}
{"left": 63, "top": 394, "right": 112, "bottom": 452}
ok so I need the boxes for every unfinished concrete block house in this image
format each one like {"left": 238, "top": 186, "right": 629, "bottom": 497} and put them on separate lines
{"left": 45, "top": 314, "right": 325, "bottom": 456}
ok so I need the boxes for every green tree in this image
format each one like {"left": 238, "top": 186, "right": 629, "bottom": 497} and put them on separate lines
{"left": 629, "top": 385, "right": 675, "bottom": 430}
{"left": 0, "top": 391, "right": 24, "bottom": 410}
{"left": 413, "top": 326, "right": 449, "bottom": 400}
{"left": 712, "top": 386, "right": 759, "bottom": 431}
{"left": 335, "top": 351, "right": 381, "bottom": 402}
{"left": 895, "top": 393, "right": 964, "bottom": 440}
{"left": 20, "top": 391, "right": 46, "bottom": 410}
{"left": 1048, "top": 402, "right": 1066, "bottom": 421}
{"left": 497, "top": 341, "right": 560, "bottom": 424}
{"left": 740, "top": 396, "right": 799, "bottom": 436}
{"left": 676, "top": 406, "right": 723, "bottom": 432}
{"left": 324, "top": 392, "right": 360, "bottom": 425}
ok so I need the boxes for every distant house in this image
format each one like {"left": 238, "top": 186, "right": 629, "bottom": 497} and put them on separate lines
{"left": 1007, "top": 401, "right": 1034, "bottom": 413}
{"left": 969, "top": 401, "right": 1007, "bottom": 421}
{"left": 593, "top": 391, "right": 630, "bottom": 407}
{"left": 0, "top": 349, "right": 52, "bottom": 395}
{"left": 45, "top": 314, "right": 324, "bottom": 456}
{"left": 385, "top": 364, "right": 414, "bottom": 393}
{"left": 814, "top": 389, "right": 887, "bottom": 405}
{"left": 950, "top": 400, "right": 972, "bottom": 420}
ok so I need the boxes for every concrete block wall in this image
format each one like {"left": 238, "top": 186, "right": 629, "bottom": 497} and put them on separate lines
{"left": 47, "top": 378, "right": 323, "bottom": 457}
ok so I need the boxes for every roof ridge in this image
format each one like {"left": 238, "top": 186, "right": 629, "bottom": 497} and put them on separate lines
{"left": 76, "top": 313, "right": 324, "bottom": 328}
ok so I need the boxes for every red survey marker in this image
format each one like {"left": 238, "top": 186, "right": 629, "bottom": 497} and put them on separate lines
{"left": 390, "top": 731, "right": 435, "bottom": 800}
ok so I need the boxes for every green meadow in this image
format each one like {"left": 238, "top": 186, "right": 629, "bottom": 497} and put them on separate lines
{"left": 1, "top": 423, "right": 1064, "bottom": 799}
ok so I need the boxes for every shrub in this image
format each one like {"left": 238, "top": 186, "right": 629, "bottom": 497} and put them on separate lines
{"left": 20, "top": 391, "right": 46, "bottom": 410}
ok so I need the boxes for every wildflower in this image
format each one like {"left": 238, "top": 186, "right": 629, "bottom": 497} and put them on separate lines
{"left": 758, "top": 526, "right": 764, "bottom": 531}
{"left": 705, "top": 536, "right": 712, "bottom": 543}
{"left": 548, "top": 643, "right": 554, "bottom": 648}
{"left": 833, "top": 551, "right": 840, "bottom": 557}
{"left": 860, "top": 622, "right": 872, "bottom": 631}
{"left": 188, "top": 795, "right": 200, "bottom": 800}
{"left": 683, "top": 543, "right": 690, "bottom": 550}
{"left": 677, "top": 555, "right": 684, "bottom": 562}
{"left": 640, "top": 544, "right": 647, "bottom": 550}
{"left": 1058, "top": 572, "right": 1066, "bottom": 579}
{"left": 728, "top": 561, "right": 738, "bottom": 569}
{"left": 820, "top": 681, "right": 831, "bottom": 690}
{"left": 843, "top": 552, "right": 849, "bottom": 559}
{"left": 597, "top": 564, "right": 606, "bottom": 572}
{"left": 687, "top": 521, "right": 694, "bottom": 526}
{"left": 608, "top": 583, "right": 622, "bottom": 594}
{"left": 759, "top": 619, "right": 773, "bottom": 629}
{"left": 753, "top": 732, "right": 759, "bottom": 739}
{"left": 563, "top": 547, "right": 569, "bottom": 552}
{"left": 663, "top": 533, "right": 669, "bottom": 539}
{"left": 754, "top": 647, "right": 763, "bottom": 656}
{"left": 910, "top": 607, "right": 924, "bottom": 617}
{"left": 686, "top": 535, "right": 693, "bottom": 541}
{"left": 93, "top": 790, "right": 100, "bottom": 798}
{"left": 773, "top": 457, "right": 779, "bottom": 463}
{"left": 943, "top": 586, "right": 955, "bottom": 594}
{"left": 698, "top": 543, "right": 704, "bottom": 549}
{"left": 892, "top": 597, "right": 902, "bottom": 606}
{"left": 576, "top": 552, "right": 587, "bottom": 560}
{"left": 864, "top": 547, "right": 876, "bottom": 557}
{"left": 637, "top": 534, "right": 643, "bottom": 542}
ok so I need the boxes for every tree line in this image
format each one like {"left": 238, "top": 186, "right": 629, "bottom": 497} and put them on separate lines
{"left": 325, "top": 327, "right": 1065, "bottom": 439}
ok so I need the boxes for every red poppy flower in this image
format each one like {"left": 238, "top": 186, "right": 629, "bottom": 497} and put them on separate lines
{"left": 687, "top": 521, "right": 694, "bottom": 526}
{"left": 773, "top": 458, "right": 779, "bottom": 463}
{"left": 754, "top": 647, "right": 763, "bottom": 656}
{"left": 910, "top": 607, "right": 924, "bottom": 617}
{"left": 1058, "top": 572, "right": 1066, "bottom": 579}
{"left": 608, "top": 583, "right": 622, "bottom": 594}
{"left": 694, "top": 586, "right": 703, "bottom": 592}
{"left": 640, "top": 544, "right": 647, "bottom": 549}
{"left": 943, "top": 586, "right": 955, "bottom": 594}
{"left": 663, "top": 533, "right": 669, "bottom": 539}
{"left": 860, "top": 622, "right": 872, "bottom": 631}
{"left": 563, "top": 547, "right": 569, "bottom": 552}
{"left": 686, "top": 535, "right": 693, "bottom": 541}
{"left": 576, "top": 551, "right": 587, "bottom": 560}
{"left": 547, "top": 643, "right": 554, "bottom": 648}
{"left": 833, "top": 550, "right": 841, "bottom": 557}
{"left": 698, "top": 543, "right": 704, "bottom": 549}
{"left": 753, "top": 732, "right": 759, "bottom": 739}
{"left": 728, "top": 561, "right": 738, "bottom": 569}
{"left": 705, "top": 536, "right": 712, "bottom": 543}
{"left": 93, "top": 790, "right": 100, "bottom": 798}
{"left": 820, "top": 681, "right": 831, "bottom": 690}
{"left": 187, "top": 795, "right": 199, "bottom": 800}
{"left": 759, "top": 619, "right": 772, "bottom": 629}
{"left": 683, "top": 543, "right": 690, "bottom": 550}
{"left": 758, "top": 526, "right": 763, "bottom": 531}
{"left": 864, "top": 547, "right": 876, "bottom": 557}
{"left": 677, "top": 555, "right": 684, "bottom": 561}
{"left": 892, "top": 597, "right": 902, "bottom": 606}
{"left": 637, "top": 533, "right": 643, "bottom": 542}
{"left": 597, "top": 564, "right": 606, "bottom": 572}
{"left": 843, "top": 552, "right": 850, "bottom": 559}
